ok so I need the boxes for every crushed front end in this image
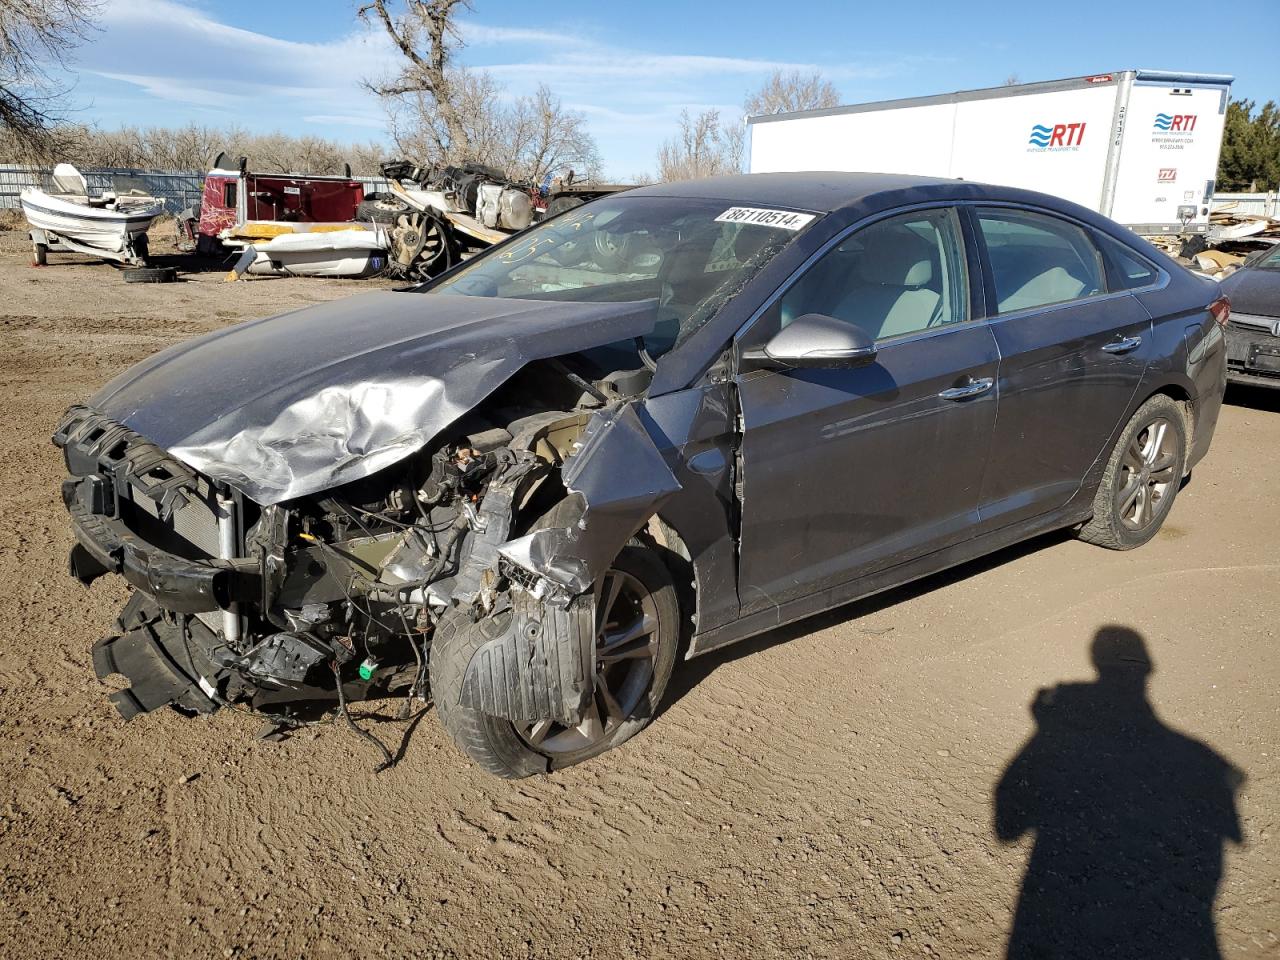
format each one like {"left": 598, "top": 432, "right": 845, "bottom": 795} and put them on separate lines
{"left": 53, "top": 358, "right": 680, "bottom": 761}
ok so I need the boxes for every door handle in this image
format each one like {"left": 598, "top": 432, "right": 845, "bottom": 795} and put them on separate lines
{"left": 938, "top": 377, "right": 994, "bottom": 401}
{"left": 1101, "top": 335, "right": 1143, "bottom": 354}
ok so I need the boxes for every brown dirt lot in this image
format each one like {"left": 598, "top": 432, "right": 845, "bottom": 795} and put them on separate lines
{"left": 0, "top": 222, "right": 1276, "bottom": 959}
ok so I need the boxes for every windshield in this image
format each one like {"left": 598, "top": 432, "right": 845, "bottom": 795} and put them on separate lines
{"left": 430, "top": 195, "right": 817, "bottom": 354}
{"left": 1247, "top": 245, "right": 1280, "bottom": 270}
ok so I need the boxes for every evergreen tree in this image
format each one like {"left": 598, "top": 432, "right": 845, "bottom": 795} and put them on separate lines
{"left": 1218, "top": 99, "right": 1280, "bottom": 192}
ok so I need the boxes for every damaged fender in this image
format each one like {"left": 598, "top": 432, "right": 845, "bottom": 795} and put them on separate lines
{"left": 499, "top": 402, "right": 682, "bottom": 598}
{"left": 459, "top": 402, "right": 681, "bottom": 724}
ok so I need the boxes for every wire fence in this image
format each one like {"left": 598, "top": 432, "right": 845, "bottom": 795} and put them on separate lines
{"left": 0, "top": 164, "right": 393, "bottom": 213}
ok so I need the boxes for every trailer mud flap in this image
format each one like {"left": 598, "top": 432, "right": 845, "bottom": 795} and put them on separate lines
{"left": 458, "top": 590, "right": 595, "bottom": 724}
{"left": 92, "top": 598, "right": 222, "bottom": 721}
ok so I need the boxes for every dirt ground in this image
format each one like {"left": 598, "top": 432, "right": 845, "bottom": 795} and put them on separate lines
{"left": 0, "top": 219, "right": 1276, "bottom": 959}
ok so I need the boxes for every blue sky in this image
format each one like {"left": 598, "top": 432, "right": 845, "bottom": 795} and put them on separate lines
{"left": 61, "top": 0, "right": 1277, "bottom": 179}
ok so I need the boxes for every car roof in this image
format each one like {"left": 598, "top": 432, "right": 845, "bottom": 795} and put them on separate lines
{"left": 624, "top": 171, "right": 1011, "bottom": 214}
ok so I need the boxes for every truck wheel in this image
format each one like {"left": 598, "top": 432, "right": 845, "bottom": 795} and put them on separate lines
{"left": 357, "top": 194, "right": 412, "bottom": 224}
{"left": 431, "top": 502, "right": 680, "bottom": 777}
{"left": 392, "top": 211, "right": 453, "bottom": 280}
{"left": 1078, "top": 394, "right": 1186, "bottom": 550}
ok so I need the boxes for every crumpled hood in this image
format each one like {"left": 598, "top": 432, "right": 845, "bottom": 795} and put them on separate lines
{"left": 90, "top": 290, "right": 657, "bottom": 504}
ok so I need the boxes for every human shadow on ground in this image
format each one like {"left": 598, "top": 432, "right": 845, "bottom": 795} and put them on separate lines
{"left": 994, "top": 626, "right": 1245, "bottom": 959}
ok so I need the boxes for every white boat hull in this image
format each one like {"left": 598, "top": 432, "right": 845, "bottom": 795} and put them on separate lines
{"left": 229, "top": 228, "right": 388, "bottom": 279}
{"left": 20, "top": 188, "right": 162, "bottom": 257}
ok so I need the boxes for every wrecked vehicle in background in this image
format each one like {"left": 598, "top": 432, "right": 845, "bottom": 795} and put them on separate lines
{"left": 178, "top": 153, "right": 389, "bottom": 279}
{"left": 366, "top": 159, "right": 632, "bottom": 280}
{"left": 56, "top": 173, "right": 1226, "bottom": 777}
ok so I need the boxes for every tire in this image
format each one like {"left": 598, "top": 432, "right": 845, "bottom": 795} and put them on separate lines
{"left": 357, "top": 194, "right": 412, "bottom": 224}
{"left": 431, "top": 502, "right": 680, "bottom": 777}
{"left": 545, "top": 195, "right": 585, "bottom": 218}
{"left": 32, "top": 240, "right": 47, "bottom": 266}
{"left": 1078, "top": 394, "right": 1187, "bottom": 550}
{"left": 592, "top": 230, "right": 632, "bottom": 272}
{"left": 123, "top": 266, "right": 177, "bottom": 284}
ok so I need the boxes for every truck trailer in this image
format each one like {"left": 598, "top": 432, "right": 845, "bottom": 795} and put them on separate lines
{"left": 747, "top": 70, "right": 1233, "bottom": 238}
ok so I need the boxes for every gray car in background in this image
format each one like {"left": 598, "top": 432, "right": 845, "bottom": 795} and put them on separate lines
{"left": 55, "top": 173, "right": 1228, "bottom": 777}
{"left": 1219, "top": 245, "right": 1280, "bottom": 388}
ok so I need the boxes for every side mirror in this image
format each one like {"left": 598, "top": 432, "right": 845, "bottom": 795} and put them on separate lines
{"left": 743, "top": 313, "right": 878, "bottom": 370}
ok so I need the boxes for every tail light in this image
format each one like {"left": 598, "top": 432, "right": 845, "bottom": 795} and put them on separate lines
{"left": 1209, "top": 296, "right": 1230, "bottom": 327}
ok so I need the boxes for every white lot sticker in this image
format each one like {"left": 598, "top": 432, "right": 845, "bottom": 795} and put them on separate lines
{"left": 714, "top": 207, "right": 816, "bottom": 230}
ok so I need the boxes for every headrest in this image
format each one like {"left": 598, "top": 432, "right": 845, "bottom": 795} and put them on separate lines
{"left": 665, "top": 235, "right": 720, "bottom": 288}
{"left": 853, "top": 224, "right": 935, "bottom": 288}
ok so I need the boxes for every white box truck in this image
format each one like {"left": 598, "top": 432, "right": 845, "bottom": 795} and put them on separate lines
{"left": 747, "top": 70, "right": 1233, "bottom": 237}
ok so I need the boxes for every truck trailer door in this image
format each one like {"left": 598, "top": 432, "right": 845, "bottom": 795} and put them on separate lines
{"left": 1108, "top": 77, "right": 1231, "bottom": 235}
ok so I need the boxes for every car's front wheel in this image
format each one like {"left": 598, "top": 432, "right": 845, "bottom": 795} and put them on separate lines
{"left": 1078, "top": 394, "right": 1187, "bottom": 550}
{"left": 430, "top": 519, "right": 679, "bottom": 777}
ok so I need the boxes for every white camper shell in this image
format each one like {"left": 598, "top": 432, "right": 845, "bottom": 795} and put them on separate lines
{"left": 747, "top": 70, "right": 1233, "bottom": 237}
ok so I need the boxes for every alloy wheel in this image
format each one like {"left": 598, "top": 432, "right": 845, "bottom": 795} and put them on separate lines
{"left": 1115, "top": 416, "right": 1179, "bottom": 531}
{"left": 517, "top": 568, "right": 659, "bottom": 755}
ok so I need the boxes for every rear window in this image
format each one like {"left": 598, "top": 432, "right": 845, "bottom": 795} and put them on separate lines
{"left": 977, "top": 209, "right": 1106, "bottom": 312}
{"left": 1095, "top": 233, "right": 1159, "bottom": 290}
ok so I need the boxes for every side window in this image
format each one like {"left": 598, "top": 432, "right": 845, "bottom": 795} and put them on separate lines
{"left": 976, "top": 208, "right": 1105, "bottom": 312}
{"left": 777, "top": 207, "right": 969, "bottom": 342}
{"left": 223, "top": 181, "right": 237, "bottom": 209}
{"left": 1094, "top": 232, "right": 1159, "bottom": 290}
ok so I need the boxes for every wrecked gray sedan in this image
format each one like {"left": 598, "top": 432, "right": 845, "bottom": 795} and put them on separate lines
{"left": 55, "top": 173, "right": 1227, "bottom": 777}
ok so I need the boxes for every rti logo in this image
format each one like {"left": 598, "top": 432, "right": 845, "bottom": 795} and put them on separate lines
{"left": 1154, "top": 113, "right": 1197, "bottom": 132}
{"left": 1028, "top": 122, "right": 1087, "bottom": 149}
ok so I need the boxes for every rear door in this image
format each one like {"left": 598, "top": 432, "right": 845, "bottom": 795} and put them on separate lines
{"left": 971, "top": 206, "right": 1151, "bottom": 531}
{"left": 734, "top": 206, "right": 999, "bottom": 614}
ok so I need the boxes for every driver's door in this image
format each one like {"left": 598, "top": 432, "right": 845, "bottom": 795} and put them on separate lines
{"left": 734, "top": 207, "right": 999, "bottom": 614}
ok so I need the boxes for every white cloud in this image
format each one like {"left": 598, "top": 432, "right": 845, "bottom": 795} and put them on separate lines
{"left": 78, "top": 0, "right": 394, "bottom": 128}
{"left": 68, "top": 1, "right": 937, "bottom": 176}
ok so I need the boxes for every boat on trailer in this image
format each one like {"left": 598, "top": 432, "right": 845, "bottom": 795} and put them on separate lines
{"left": 21, "top": 164, "right": 165, "bottom": 266}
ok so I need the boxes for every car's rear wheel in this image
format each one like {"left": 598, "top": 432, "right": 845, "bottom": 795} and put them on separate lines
{"left": 430, "top": 505, "right": 679, "bottom": 777}
{"left": 1079, "top": 394, "right": 1186, "bottom": 550}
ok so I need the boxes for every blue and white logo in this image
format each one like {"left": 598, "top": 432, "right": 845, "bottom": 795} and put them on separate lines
{"left": 1028, "top": 124, "right": 1053, "bottom": 148}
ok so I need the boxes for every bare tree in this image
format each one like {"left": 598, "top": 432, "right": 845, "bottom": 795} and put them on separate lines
{"left": 0, "top": 122, "right": 390, "bottom": 175}
{"left": 656, "top": 69, "right": 842, "bottom": 181}
{"left": 0, "top": 0, "right": 100, "bottom": 153}
{"left": 1003, "top": 74, "right": 1020, "bottom": 87}
{"left": 361, "top": 0, "right": 600, "bottom": 180}
{"left": 744, "top": 69, "right": 840, "bottom": 117}
{"left": 360, "top": 0, "right": 474, "bottom": 160}
{"left": 657, "top": 108, "right": 742, "bottom": 182}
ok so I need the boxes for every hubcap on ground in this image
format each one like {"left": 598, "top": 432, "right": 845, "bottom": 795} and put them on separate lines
{"left": 517, "top": 568, "right": 659, "bottom": 756}
{"left": 1116, "top": 416, "right": 1178, "bottom": 531}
